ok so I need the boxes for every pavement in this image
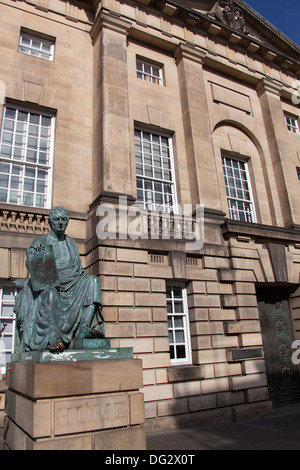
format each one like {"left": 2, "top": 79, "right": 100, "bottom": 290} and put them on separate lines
{"left": 146, "top": 403, "right": 300, "bottom": 450}
{"left": 2, "top": 403, "right": 300, "bottom": 450}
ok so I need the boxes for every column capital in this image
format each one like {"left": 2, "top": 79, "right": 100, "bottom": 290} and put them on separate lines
{"left": 90, "top": 10, "right": 132, "bottom": 43}
{"left": 256, "top": 78, "right": 282, "bottom": 98}
{"left": 173, "top": 42, "right": 207, "bottom": 66}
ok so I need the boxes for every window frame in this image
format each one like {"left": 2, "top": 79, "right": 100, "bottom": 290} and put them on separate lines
{"left": 136, "top": 58, "right": 163, "bottom": 86}
{"left": 0, "top": 284, "right": 17, "bottom": 375}
{"left": 284, "top": 114, "right": 299, "bottom": 134}
{"left": 222, "top": 154, "right": 256, "bottom": 223}
{"left": 18, "top": 30, "right": 55, "bottom": 61}
{"left": 167, "top": 283, "right": 192, "bottom": 366}
{"left": 0, "top": 103, "right": 55, "bottom": 209}
{"left": 134, "top": 127, "right": 178, "bottom": 214}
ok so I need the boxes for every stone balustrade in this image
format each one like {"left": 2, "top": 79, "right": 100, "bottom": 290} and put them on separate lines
{"left": 147, "top": 212, "right": 196, "bottom": 240}
{"left": 0, "top": 206, "right": 50, "bottom": 234}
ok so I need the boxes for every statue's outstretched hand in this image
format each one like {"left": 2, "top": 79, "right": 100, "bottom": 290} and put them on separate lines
{"left": 31, "top": 242, "right": 45, "bottom": 252}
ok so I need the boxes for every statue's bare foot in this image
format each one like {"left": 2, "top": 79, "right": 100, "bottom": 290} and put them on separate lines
{"left": 48, "top": 336, "right": 65, "bottom": 352}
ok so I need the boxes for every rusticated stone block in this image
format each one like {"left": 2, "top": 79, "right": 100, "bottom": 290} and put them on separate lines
{"left": 129, "top": 392, "right": 145, "bottom": 425}
{"left": 221, "top": 294, "right": 257, "bottom": 308}
{"left": 218, "top": 269, "right": 256, "bottom": 283}
{"left": 5, "top": 390, "right": 51, "bottom": 438}
{"left": 224, "top": 320, "right": 261, "bottom": 335}
{"left": 94, "top": 427, "right": 146, "bottom": 450}
{"left": 229, "top": 373, "right": 267, "bottom": 391}
{"left": 157, "top": 398, "right": 188, "bottom": 417}
{"left": 232, "top": 401, "right": 273, "bottom": 422}
{"left": 167, "top": 365, "right": 205, "bottom": 383}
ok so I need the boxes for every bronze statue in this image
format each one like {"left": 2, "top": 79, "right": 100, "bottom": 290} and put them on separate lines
{"left": 14, "top": 206, "right": 104, "bottom": 353}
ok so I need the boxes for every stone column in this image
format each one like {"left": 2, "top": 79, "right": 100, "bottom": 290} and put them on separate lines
{"left": 174, "top": 43, "right": 220, "bottom": 210}
{"left": 256, "top": 78, "right": 295, "bottom": 227}
{"left": 90, "top": 11, "right": 133, "bottom": 203}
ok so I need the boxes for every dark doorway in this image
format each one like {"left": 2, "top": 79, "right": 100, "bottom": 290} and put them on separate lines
{"left": 256, "top": 286, "right": 300, "bottom": 408}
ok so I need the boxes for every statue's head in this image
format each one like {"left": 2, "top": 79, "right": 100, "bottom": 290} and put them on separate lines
{"left": 48, "top": 206, "right": 69, "bottom": 234}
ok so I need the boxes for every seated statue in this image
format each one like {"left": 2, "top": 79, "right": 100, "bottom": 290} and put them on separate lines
{"left": 14, "top": 206, "right": 104, "bottom": 353}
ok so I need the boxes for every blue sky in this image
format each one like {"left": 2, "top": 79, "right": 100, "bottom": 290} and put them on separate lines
{"left": 243, "top": 0, "right": 300, "bottom": 46}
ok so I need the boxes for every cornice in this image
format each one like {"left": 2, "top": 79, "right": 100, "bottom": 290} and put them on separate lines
{"left": 173, "top": 42, "right": 207, "bottom": 65}
{"left": 222, "top": 219, "right": 300, "bottom": 245}
{"left": 132, "top": 0, "right": 300, "bottom": 75}
{"left": 90, "top": 9, "right": 132, "bottom": 43}
{"left": 255, "top": 78, "right": 283, "bottom": 98}
{"left": 233, "top": 0, "right": 300, "bottom": 57}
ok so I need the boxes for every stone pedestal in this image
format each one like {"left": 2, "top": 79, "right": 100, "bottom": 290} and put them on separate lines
{"left": 4, "top": 352, "right": 146, "bottom": 450}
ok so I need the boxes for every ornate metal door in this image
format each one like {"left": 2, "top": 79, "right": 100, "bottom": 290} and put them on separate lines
{"left": 257, "top": 287, "right": 300, "bottom": 407}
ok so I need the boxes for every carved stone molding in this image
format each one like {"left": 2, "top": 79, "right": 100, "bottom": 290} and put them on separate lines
{"left": 210, "top": 1, "right": 249, "bottom": 35}
{"left": 255, "top": 78, "right": 283, "bottom": 98}
{"left": 90, "top": 9, "right": 132, "bottom": 43}
{"left": 173, "top": 42, "right": 207, "bottom": 66}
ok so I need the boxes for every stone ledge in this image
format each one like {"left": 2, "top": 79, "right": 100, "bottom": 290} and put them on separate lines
{"left": 7, "top": 358, "right": 143, "bottom": 399}
{"left": 222, "top": 220, "right": 300, "bottom": 244}
{"left": 12, "top": 346, "right": 132, "bottom": 363}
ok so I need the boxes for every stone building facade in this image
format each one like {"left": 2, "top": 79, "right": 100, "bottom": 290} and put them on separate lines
{"left": 1, "top": 0, "right": 300, "bottom": 433}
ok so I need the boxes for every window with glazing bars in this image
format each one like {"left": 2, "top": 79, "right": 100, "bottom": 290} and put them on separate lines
{"left": 135, "top": 129, "right": 176, "bottom": 213}
{"left": 222, "top": 156, "right": 256, "bottom": 223}
{"left": 136, "top": 59, "right": 163, "bottom": 85}
{"left": 0, "top": 285, "right": 16, "bottom": 374}
{"left": 167, "top": 284, "right": 192, "bottom": 365}
{"left": 285, "top": 114, "right": 299, "bottom": 134}
{"left": 0, "top": 106, "right": 55, "bottom": 208}
{"left": 18, "top": 31, "right": 55, "bottom": 61}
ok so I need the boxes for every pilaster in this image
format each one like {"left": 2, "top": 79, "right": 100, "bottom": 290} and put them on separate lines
{"left": 91, "top": 11, "right": 133, "bottom": 202}
{"left": 174, "top": 43, "right": 220, "bottom": 210}
{"left": 256, "top": 78, "right": 295, "bottom": 227}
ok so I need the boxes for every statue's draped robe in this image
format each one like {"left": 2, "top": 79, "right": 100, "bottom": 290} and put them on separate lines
{"left": 14, "top": 234, "right": 103, "bottom": 352}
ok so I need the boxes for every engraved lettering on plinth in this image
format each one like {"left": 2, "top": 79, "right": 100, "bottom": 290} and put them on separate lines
{"left": 54, "top": 395, "right": 128, "bottom": 435}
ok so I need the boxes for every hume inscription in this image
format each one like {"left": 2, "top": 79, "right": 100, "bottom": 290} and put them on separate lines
{"left": 54, "top": 395, "right": 128, "bottom": 436}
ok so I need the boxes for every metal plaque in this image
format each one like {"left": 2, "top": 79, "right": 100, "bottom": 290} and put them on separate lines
{"left": 231, "top": 348, "right": 263, "bottom": 361}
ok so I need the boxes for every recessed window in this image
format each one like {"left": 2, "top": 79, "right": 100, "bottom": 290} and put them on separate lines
{"left": 136, "top": 58, "right": 163, "bottom": 86}
{"left": 135, "top": 128, "right": 176, "bottom": 214}
{"left": 297, "top": 167, "right": 300, "bottom": 182}
{"left": 222, "top": 155, "right": 256, "bottom": 223}
{"left": 167, "top": 284, "right": 192, "bottom": 365}
{"left": 285, "top": 114, "right": 299, "bottom": 134}
{"left": 0, "top": 105, "right": 55, "bottom": 208}
{"left": 0, "top": 285, "right": 17, "bottom": 375}
{"left": 18, "top": 31, "right": 55, "bottom": 61}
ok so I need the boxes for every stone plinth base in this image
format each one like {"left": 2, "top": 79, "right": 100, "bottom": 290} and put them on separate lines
{"left": 4, "top": 358, "right": 146, "bottom": 450}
